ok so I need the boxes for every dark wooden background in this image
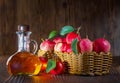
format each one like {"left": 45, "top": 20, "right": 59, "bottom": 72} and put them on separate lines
{"left": 0, "top": 0, "right": 120, "bottom": 56}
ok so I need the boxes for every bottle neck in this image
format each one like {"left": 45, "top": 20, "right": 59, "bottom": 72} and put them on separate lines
{"left": 16, "top": 31, "right": 32, "bottom": 52}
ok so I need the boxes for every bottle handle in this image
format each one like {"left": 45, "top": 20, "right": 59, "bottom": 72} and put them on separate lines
{"left": 30, "top": 39, "right": 38, "bottom": 54}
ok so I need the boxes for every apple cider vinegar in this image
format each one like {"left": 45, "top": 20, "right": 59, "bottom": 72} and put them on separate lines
{"left": 7, "top": 25, "right": 41, "bottom": 76}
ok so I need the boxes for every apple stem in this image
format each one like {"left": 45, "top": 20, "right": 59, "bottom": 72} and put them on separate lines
{"left": 41, "top": 38, "right": 44, "bottom": 42}
{"left": 76, "top": 26, "right": 81, "bottom": 34}
{"left": 86, "top": 35, "right": 88, "bottom": 39}
{"left": 103, "top": 34, "right": 106, "bottom": 38}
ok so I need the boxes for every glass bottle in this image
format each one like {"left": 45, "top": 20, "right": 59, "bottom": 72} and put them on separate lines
{"left": 6, "top": 25, "right": 41, "bottom": 76}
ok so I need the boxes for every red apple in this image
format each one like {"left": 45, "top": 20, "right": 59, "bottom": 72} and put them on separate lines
{"left": 66, "top": 32, "right": 81, "bottom": 44}
{"left": 93, "top": 38, "right": 111, "bottom": 53}
{"left": 53, "top": 37, "right": 63, "bottom": 43}
{"left": 39, "top": 56, "right": 48, "bottom": 71}
{"left": 54, "top": 42, "right": 72, "bottom": 53}
{"left": 54, "top": 42, "right": 63, "bottom": 52}
{"left": 61, "top": 43, "right": 72, "bottom": 53}
{"left": 79, "top": 38, "right": 93, "bottom": 53}
{"left": 62, "top": 38, "right": 67, "bottom": 43}
{"left": 40, "top": 39, "right": 55, "bottom": 51}
{"left": 39, "top": 56, "right": 48, "bottom": 63}
{"left": 50, "top": 61, "right": 64, "bottom": 75}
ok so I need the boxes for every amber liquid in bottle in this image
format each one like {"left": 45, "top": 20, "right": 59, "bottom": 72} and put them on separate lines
{"left": 7, "top": 25, "right": 41, "bottom": 76}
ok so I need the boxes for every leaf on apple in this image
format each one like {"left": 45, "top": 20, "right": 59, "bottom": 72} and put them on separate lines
{"left": 60, "top": 25, "right": 74, "bottom": 36}
{"left": 46, "top": 59, "right": 56, "bottom": 73}
{"left": 71, "top": 38, "right": 78, "bottom": 54}
{"left": 48, "top": 30, "right": 57, "bottom": 39}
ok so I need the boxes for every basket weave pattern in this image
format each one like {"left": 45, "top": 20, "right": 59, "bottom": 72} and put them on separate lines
{"left": 38, "top": 50, "right": 112, "bottom": 76}
{"left": 55, "top": 52, "right": 112, "bottom": 76}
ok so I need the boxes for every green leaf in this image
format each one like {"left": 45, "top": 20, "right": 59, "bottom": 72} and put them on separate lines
{"left": 48, "top": 30, "right": 57, "bottom": 39}
{"left": 71, "top": 39, "right": 78, "bottom": 54}
{"left": 46, "top": 59, "right": 56, "bottom": 73}
{"left": 60, "top": 25, "right": 74, "bottom": 36}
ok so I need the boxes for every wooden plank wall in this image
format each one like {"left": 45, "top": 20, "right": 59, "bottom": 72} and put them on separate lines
{"left": 0, "top": 0, "right": 119, "bottom": 56}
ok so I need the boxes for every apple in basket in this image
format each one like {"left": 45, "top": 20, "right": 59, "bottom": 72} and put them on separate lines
{"left": 79, "top": 38, "right": 93, "bottom": 53}
{"left": 66, "top": 32, "right": 81, "bottom": 44}
{"left": 53, "top": 37, "right": 63, "bottom": 43}
{"left": 54, "top": 42, "right": 72, "bottom": 53}
{"left": 93, "top": 38, "right": 111, "bottom": 53}
{"left": 53, "top": 37, "right": 66, "bottom": 43}
{"left": 62, "top": 43, "right": 72, "bottom": 53}
{"left": 40, "top": 39, "right": 55, "bottom": 51}
{"left": 54, "top": 42, "right": 63, "bottom": 52}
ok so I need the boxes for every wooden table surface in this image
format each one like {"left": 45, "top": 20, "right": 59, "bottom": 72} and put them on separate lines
{"left": 0, "top": 55, "right": 120, "bottom": 83}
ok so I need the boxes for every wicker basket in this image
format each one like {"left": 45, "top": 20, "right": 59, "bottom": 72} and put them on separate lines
{"left": 38, "top": 50, "right": 112, "bottom": 76}
{"left": 54, "top": 52, "right": 112, "bottom": 76}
